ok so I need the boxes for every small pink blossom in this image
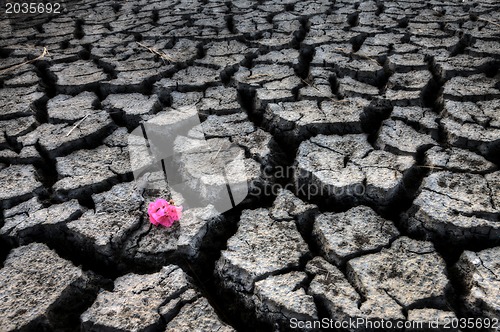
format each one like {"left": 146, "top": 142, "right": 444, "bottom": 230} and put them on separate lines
{"left": 148, "top": 198, "right": 183, "bottom": 227}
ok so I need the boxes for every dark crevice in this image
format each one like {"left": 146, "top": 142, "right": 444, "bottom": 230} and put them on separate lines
{"left": 32, "top": 95, "right": 50, "bottom": 124}
{"left": 133, "top": 32, "right": 143, "bottom": 42}
{"left": 266, "top": 12, "right": 276, "bottom": 25}
{"left": 329, "top": 73, "right": 341, "bottom": 99}
{"left": 290, "top": 17, "right": 309, "bottom": 49}
{"left": 94, "top": 58, "right": 117, "bottom": 81}
{"left": 4, "top": 133, "right": 22, "bottom": 153}
{"left": 347, "top": 12, "right": 360, "bottom": 27}
{"left": 433, "top": 242, "right": 500, "bottom": 328}
{"left": 78, "top": 44, "right": 91, "bottom": 61}
{"left": 212, "top": 287, "right": 271, "bottom": 332}
{"left": 398, "top": 16, "right": 409, "bottom": 28}
{"left": 196, "top": 43, "right": 206, "bottom": 60}
{"left": 361, "top": 98, "right": 394, "bottom": 143}
{"left": 294, "top": 212, "right": 321, "bottom": 260}
{"left": 240, "top": 52, "right": 257, "bottom": 69}
{"left": 424, "top": 55, "right": 446, "bottom": 114}
{"left": 482, "top": 60, "right": 499, "bottom": 78}
{"left": 33, "top": 61, "right": 57, "bottom": 124}
{"left": 350, "top": 33, "right": 367, "bottom": 53}
{"left": 0, "top": 235, "right": 12, "bottom": 269}
{"left": 74, "top": 19, "right": 85, "bottom": 40}
{"left": 420, "top": 77, "right": 443, "bottom": 109}
{"left": 0, "top": 47, "right": 13, "bottom": 58}
{"left": 104, "top": 22, "right": 113, "bottom": 32}
{"left": 449, "top": 33, "right": 474, "bottom": 57}
{"left": 446, "top": 259, "right": 473, "bottom": 323}
{"left": 220, "top": 64, "right": 239, "bottom": 85}
{"left": 225, "top": 15, "right": 236, "bottom": 34}
{"left": 385, "top": 166, "right": 429, "bottom": 221}
{"left": 59, "top": 39, "right": 70, "bottom": 49}
{"left": 156, "top": 86, "right": 172, "bottom": 106}
{"left": 375, "top": 1, "right": 385, "bottom": 16}
{"left": 401, "top": 33, "right": 411, "bottom": 44}
{"left": 44, "top": 270, "right": 108, "bottom": 332}
{"left": 158, "top": 290, "right": 200, "bottom": 330}
{"left": 35, "top": 24, "right": 44, "bottom": 33}
{"left": 107, "top": 109, "right": 128, "bottom": 128}
{"left": 236, "top": 84, "right": 258, "bottom": 121}
{"left": 176, "top": 210, "right": 252, "bottom": 331}
{"left": 78, "top": 195, "right": 96, "bottom": 212}
{"left": 309, "top": 295, "right": 332, "bottom": 325}
{"left": 30, "top": 224, "right": 127, "bottom": 280}
{"left": 151, "top": 9, "right": 160, "bottom": 24}
{"left": 33, "top": 142, "right": 58, "bottom": 190}
{"left": 378, "top": 58, "right": 394, "bottom": 93}
{"left": 111, "top": 2, "right": 121, "bottom": 13}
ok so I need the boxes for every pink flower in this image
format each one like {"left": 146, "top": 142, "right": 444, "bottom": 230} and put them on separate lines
{"left": 148, "top": 198, "right": 183, "bottom": 227}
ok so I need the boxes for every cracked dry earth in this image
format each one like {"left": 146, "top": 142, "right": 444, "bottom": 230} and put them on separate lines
{"left": 0, "top": 0, "right": 499, "bottom": 331}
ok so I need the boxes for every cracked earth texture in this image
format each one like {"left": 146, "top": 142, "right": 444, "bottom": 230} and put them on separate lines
{"left": 0, "top": 0, "right": 499, "bottom": 331}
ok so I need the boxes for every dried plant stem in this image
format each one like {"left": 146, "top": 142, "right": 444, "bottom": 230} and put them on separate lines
{"left": 136, "top": 42, "right": 176, "bottom": 63}
{"left": 0, "top": 47, "right": 48, "bottom": 76}
{"left": 479, "top": 17, "right": 500, "bottom": 28}
{"left": 246, "top": 73, "right": 270, "bottom": 80}
{"left": 333, "top": 47, "right": 380, "bottom": 65}
{"left": 417, "top": 165, "right": 445, "bottom": 170}
{"left": 299, "top": 77, "right": 349, "bottom": 105}
{"left": 66, "top": 114, "right": 89, "bottom": 137}
{"left": 211, "top": 145, "right": 223, "bottom": 161}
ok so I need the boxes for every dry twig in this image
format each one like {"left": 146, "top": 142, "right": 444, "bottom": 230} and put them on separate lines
{"left": 136, "top": 42, "right": 176, "bottom": 64}
{"left": 0, "top": 47, "right": 49, "bottom": 76}
{"left": 417, "top": 165, "right": 445, "bottom": 170}
{"left": 478, "top": 17, "right": 500, "bottom": 28}
{"left": 300, "top": 77, "right": 349, "bottom": 105}
{"left": 333, "top": 47, "right": 380, "bottom": 66}
{"left": 66, "top": 114, "right": 89, "bottom": 137}
{"left": 246, "top": 73, "right": 270, "bottom": 80}
{"left": 211, "top": 145, "right": 224, "bottom": 161}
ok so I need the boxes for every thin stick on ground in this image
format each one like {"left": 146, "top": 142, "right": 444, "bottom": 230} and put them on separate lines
{"left": 356, "top": 53, "right": 382, "bottom": 66}
{"left": 300, "top": 77, "right": 323, "bottom": 93}
{"left": 0, "top": 47, "right": 49, "bottom": 76}
{"left": 246, "top": 73, "right": 270, "bottom": 80}
{"left": 469, "top": 13, "right": 500, "bottom": 28}
{"left": 333, "top": 47, "right": 381, "bottom": 66}
{"left": 211, "top": 145, "right": 223, "bottom": 161}
{"left": 417, "top": 165, "right": 445, "bottom": 170}
{"left": 478, "top": 17, "right": 500, "bottom": 28}
{"left": 300, "top": 77, "right": 349, "bottom": 105}
{"left": 66, "top": 114, "right": 89, "bottom": 137}
{"left": 136, "top": 41, "right": 176, "bottom": 64}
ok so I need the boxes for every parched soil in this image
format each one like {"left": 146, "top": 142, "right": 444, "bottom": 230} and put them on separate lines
{"left": 0, "top": 0, "right": 499, "bottom": 331}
